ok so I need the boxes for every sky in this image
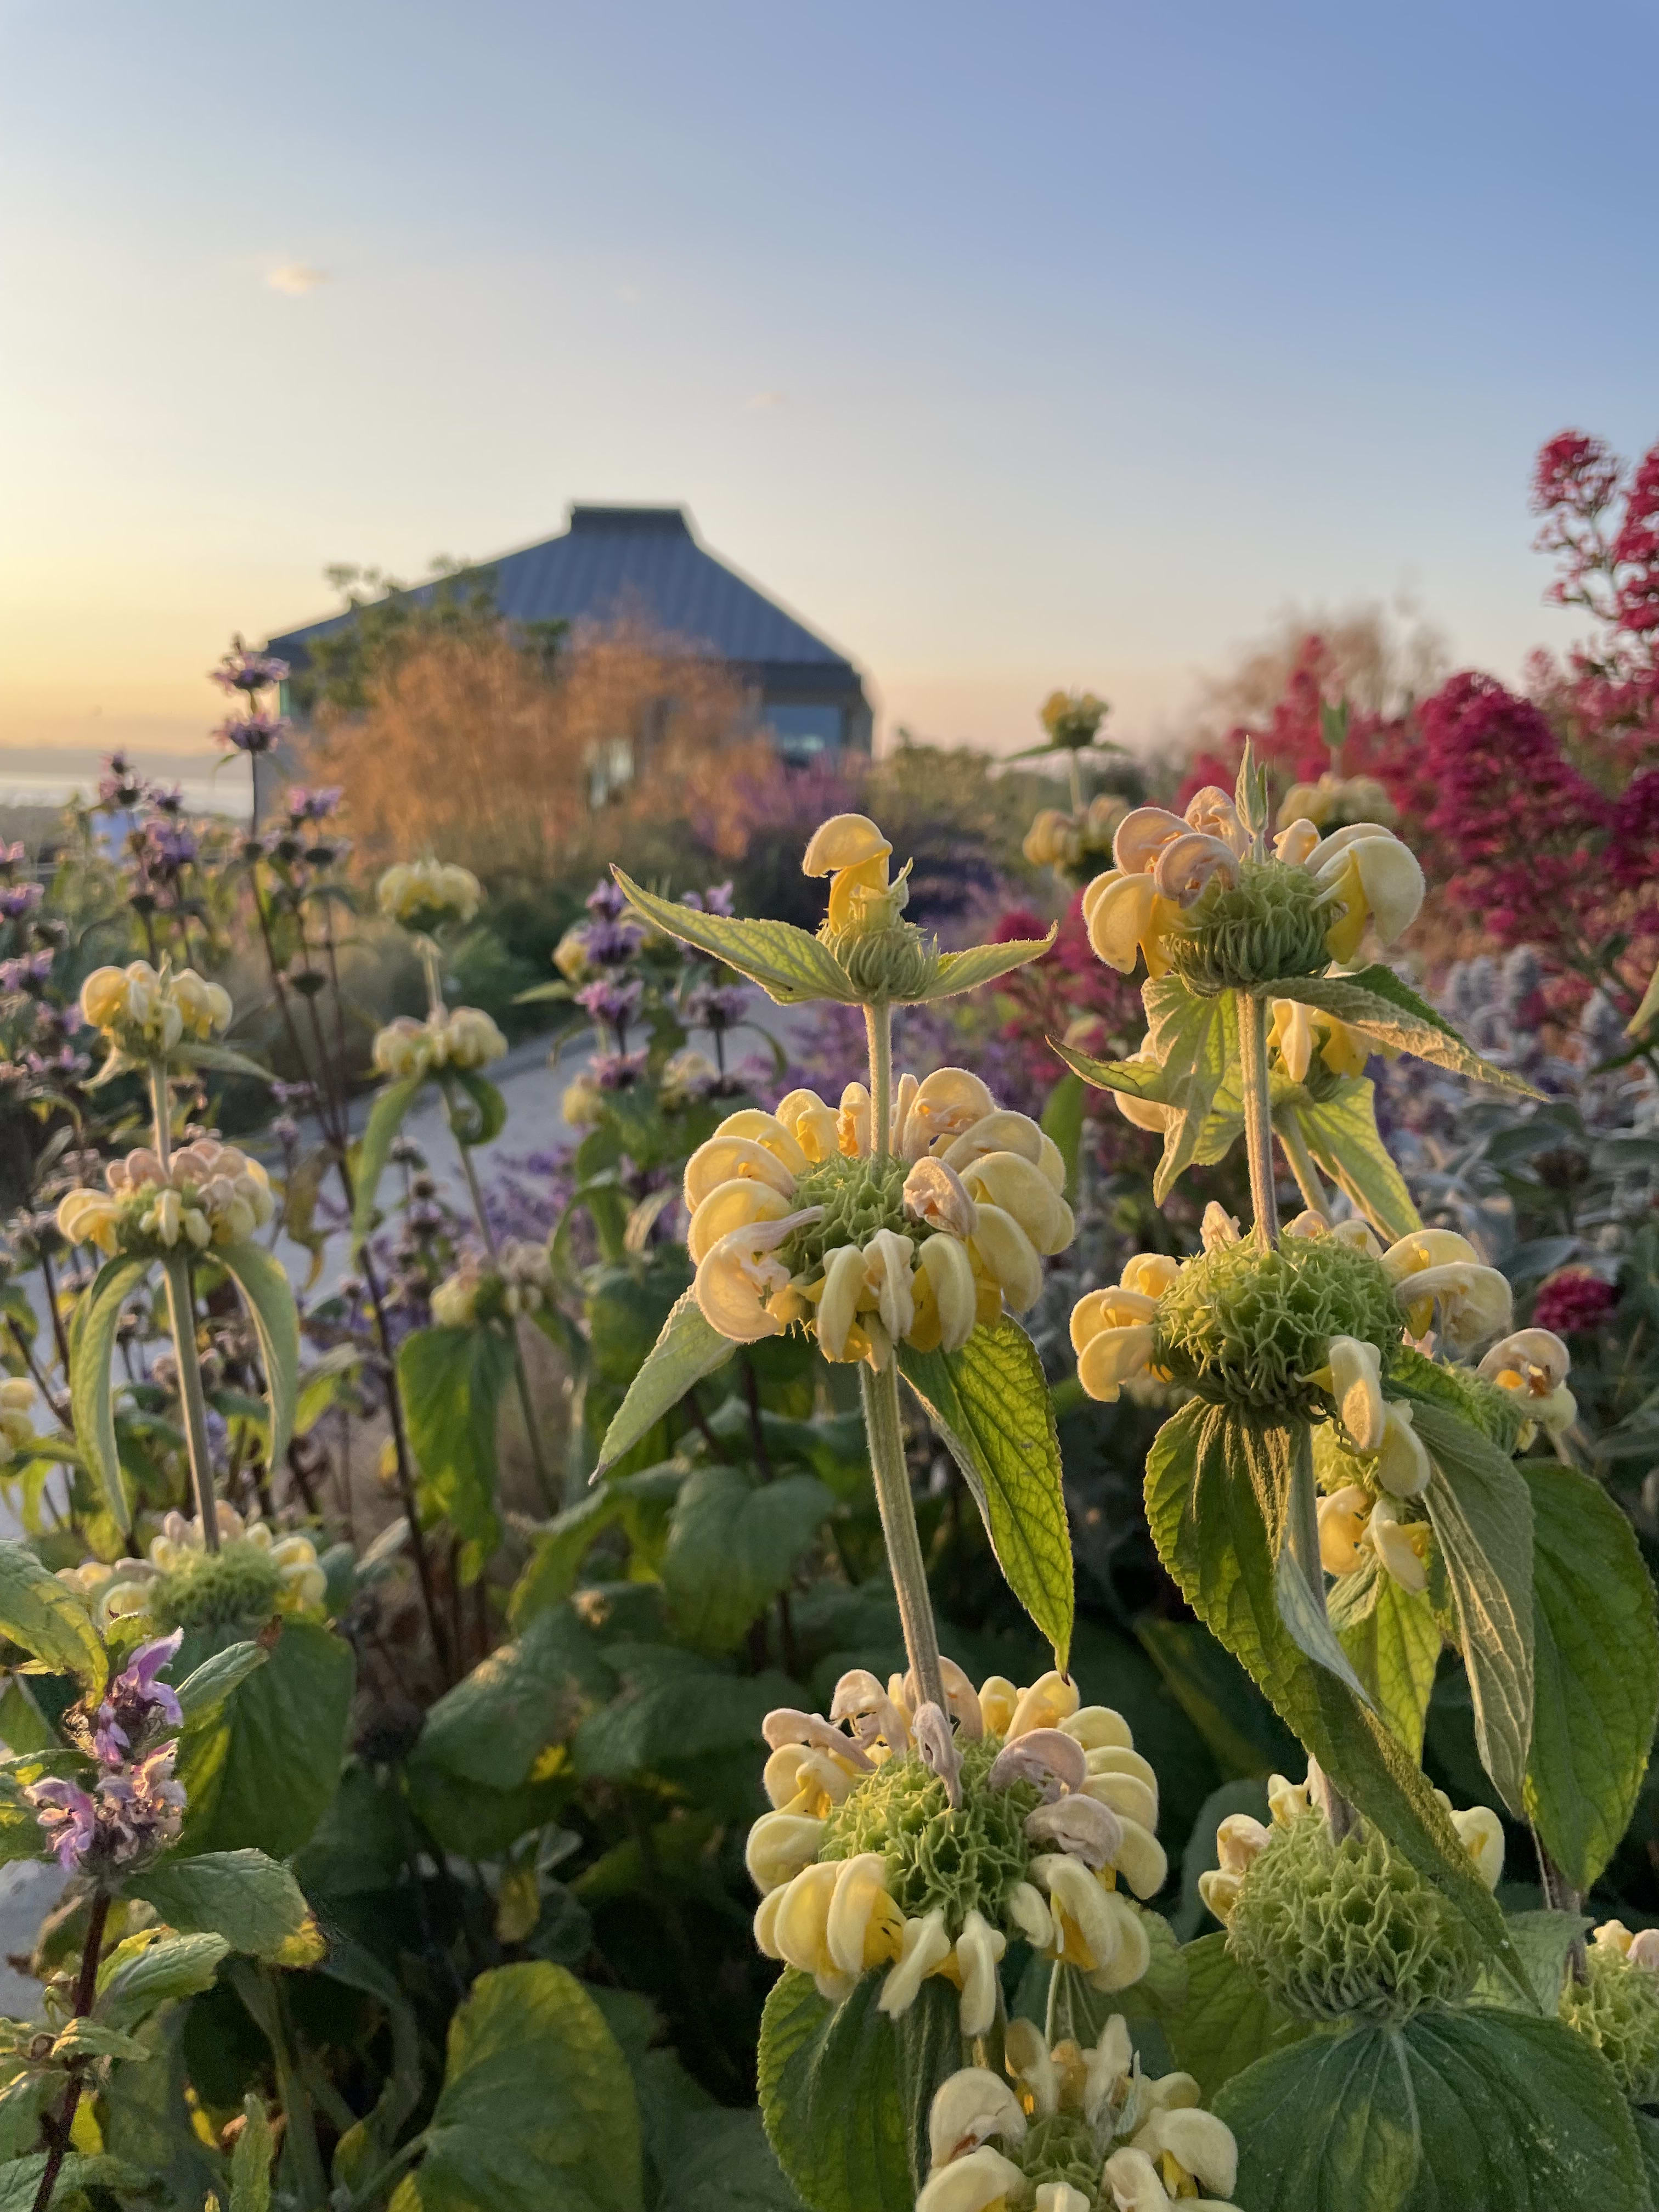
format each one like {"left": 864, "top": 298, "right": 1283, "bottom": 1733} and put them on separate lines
{"left": 2, "top": 0, "right": 1657, "bottom": 780}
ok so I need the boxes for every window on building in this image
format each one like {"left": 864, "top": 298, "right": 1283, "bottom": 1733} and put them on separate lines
{"left": 765, "top": 703, "right": 843, "bottom": 762}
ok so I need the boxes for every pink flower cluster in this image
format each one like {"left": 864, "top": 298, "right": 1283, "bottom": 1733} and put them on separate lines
{"left": 24, "top": 1631, "right": 187, "bottom": 1872}
{"left": 1532, "top": 1268, "right": 1620, "bottom": 1336}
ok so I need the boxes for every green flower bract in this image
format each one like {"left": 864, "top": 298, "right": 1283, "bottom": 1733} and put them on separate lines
{"left": 1561, "top": 1949, "right": 1659, "bottom": 2105}
{"left": 1166, "top": 858, "right": 1328, "bottom": 995}
{"left": 1154, "top": 1235, "right": 1402, "bottom": 1420}
{"left": 1227, "top": 1811, "right": 1479, "bottom": 2022}
{"left": 148, "top": 1538, "right": 284, "bottom": 1630}
{"left": 817, "top": 1737, "right": 1041, "bottom": 1934}
{"left": 788, "top": 1153, "right": 916, "bottom": 1276}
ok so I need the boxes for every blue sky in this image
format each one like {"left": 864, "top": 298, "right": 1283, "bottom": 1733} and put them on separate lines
{"left": 2, "top": 0, "right": 1655, "bottom": 765}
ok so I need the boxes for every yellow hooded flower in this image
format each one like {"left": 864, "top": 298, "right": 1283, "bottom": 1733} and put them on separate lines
{"left": 1382, "top": 1229, "right": 1513, "bottom": 1350}
{"left": 1307, "top": 823, "right": 1425, "bottom": 961}
{"left": 802, "top": 814, "right": 898, "bottom": 934}
{"left": 1070, "top": 1259, "right": 1175, "bottom": 1405}
{"left": 1477, "top": 1328, "right": 1576, "bottom": 1442}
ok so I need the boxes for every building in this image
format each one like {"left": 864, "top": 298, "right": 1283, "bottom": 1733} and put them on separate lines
{"left": 262, "top": 503, "right": 872, "bottom": 810}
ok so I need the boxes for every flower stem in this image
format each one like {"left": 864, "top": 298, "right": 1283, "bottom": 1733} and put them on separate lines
{"left": 30, "top": 1888, "right": 110, "bottom": 2212}
{"left": 150, "top": 1062, "right": 219, "bottom": 1553}
{"left": 1235, "top": 993, "right": 1279, "bottom": 1246}
{"left": 1066, "top": 752, "right": 1083, "bottom": 816}
{"left": 1276, "top": 1113, "right": 1330, "bottom": 1218}
{"left": 1288, "top": 1420, "right": 1354, "bottom": 1841}
{"left": 865, "top": 1001, "right": 893, "bottom": 1158}
{"left": 859, "top": 1359, "right": 945, "bottom": 1717}
{"left": 448, "top": 1102, "right": 558, "bottom": 1513}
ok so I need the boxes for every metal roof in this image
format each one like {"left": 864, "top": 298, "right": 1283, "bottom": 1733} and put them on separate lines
{"left": 267, "top": 504, "right": 862, "bottom": 686}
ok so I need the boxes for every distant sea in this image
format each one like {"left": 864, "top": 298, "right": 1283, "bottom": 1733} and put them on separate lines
{"left": 0, "top": 745, "right": 253, "bottom": 820}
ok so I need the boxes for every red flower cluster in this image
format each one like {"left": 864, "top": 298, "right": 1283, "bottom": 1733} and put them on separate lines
{"left": 1532, "top": 1268, "right": 1620, "bottom": 1336}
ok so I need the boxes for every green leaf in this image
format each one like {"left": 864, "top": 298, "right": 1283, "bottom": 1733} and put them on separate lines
{"left": 444, "top": 1067, "right": 508, "bottom": 1148}
{"left": 389, "top": 1962, "right": 642, "bottom": 2212}
{"left": 917, "top": 933, "right": 1057, "bottom": 1002}
{"left": 1216, "top": 2008, "right": 1648, "bottom": 2210}
{"left": 1256, "top": 966, "right": 1543, "bottom": 1098}
{"left": 127, "top": 1848, "right": 320, "bottom": 1963}
{"left": 49, "top": 2017, "right": 153, "bottom": 2063}
{"left": 1410, "top": 1400, "right": 1534, "bottom": 1815}
{"left": 1637, "top": 2112, "right": 1659, "bottom": 2202}
{"left": 173, "top": 1618, "right": 354, "bottom": 1859}
{"left": 97, "top": 1929, "right": 230, "bottom": 2032}
{"left": 899, "top": 1320, "right": 1074, "bottom": 1668}
{"left": 69, "top": 1253, "right": 150, "bottom": 1532}
{"left": 174, "top": 1639, "right": 269, "bottom": 1724}
{"left": 217, "top": 1241, "right": 301, "bottom": 1475}
{"left": 594, "top": 1289, "right": 736, "bottom": 1477}
{"left": 1285, "top": 1081, "right": 1422, "bottom": 1242}
{"left": 1163, "top": 1933, "right": 1311, "bottom": 2100}
{"left": 656, "top": 2110, "right": 806, "bottom": 2211}
{"left": 1143, "top": 1401, "right": 1528, "bottom": 2000}
{"left": 614, "top": 869, "right": 858, "bottom": 1006}
{"left": 1040, "top": 1070, "right": 1086, "bottom": 1203}
{"left": 351, "top": 1070, "right": 427, "bottom": 1246}
{"left": 184, "top": 1038, "right": 277, "bottom": 1085}
{"left": 1470, "top": 1910, "right": 1590, "bottom": 2012}
{"left": 0, "top": 1540, "right": 105, "bottom": 1693}
{"left": 398, "top": 1324, "right": 516, "bottom": 1558}
{"left": 758, "top": 1970, "right": 953, "bottom": 2212}
{"left": 1328, "top": 1559, "right": 1441, "bottom": 1760}
{"left": 321, "top": 1938, "right": 425, "bottom": 2196}
{"left": 1522, "top": 1460, "right": 1659, "bottom": 1889}
{"left": 229, "top": 2093, "right": 274, "bottom": 2212}
{"left": 0, "top": 2154, "right": 157, "bottom": 2209}
{"left": 663, "top": 1465, "right": 834, "bottom": 1652}
{"left": 573, "top": 1647, "right": 795, "bottom": 1785}
{"left": 414, "top": 1602, "right": 614, "bottom": 1793}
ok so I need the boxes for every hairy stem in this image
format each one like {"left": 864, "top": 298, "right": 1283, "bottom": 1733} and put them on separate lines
{"left": 30, "top": 1888, "right": 110, "bottom": 2212}
{"left": 860, "top": 1359, "right": 945, "bottom": 1717}
{"left": 151, "top": 1062, "right": 219, "bottom": 1552}
{"left": 1066, "top": 751, "right": 1083, "bottom": 816}
{"left": 865, "top": 1000, "right": 893, "bottom": 1159}
{"left": 1236, "top": 992, "right": 1279, "bottom": 1245}
{"left": 1276, "top": 1113, "right": 1330, "bottom": 1218}
{"left": 1288, "top": 1422, "right": 1354, "bottom": 1841}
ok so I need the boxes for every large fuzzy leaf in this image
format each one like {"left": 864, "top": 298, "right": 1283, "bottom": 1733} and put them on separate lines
{"left": 1285, "top": 1080, "right": 1421, "bottom": 1242}
{"left": 1328, "top": 1558, "right": 1441, "bottom": 1762}
{"left": 899, "top": 1320, "right": 1073, "bottom": 1668}
{"left": 614, "top": 870, "right": 858, "bottom": 1005}
{"left": 0, "top": 1541, "right": 106, "bottom": 1694}
{"left": 594, "top": 1288, "right": 735, "bottom": 1477}
{"left": 217, "top": 1241, "right": 301, "bottom": 1475}
{"left": 917, "top": 934, "right": 1056, "bottom": 1001}
{"left": 1522, "top": 1459, "right": 1659, "bottom": 1889}
{"left": 349, "top": 1070, "right": 427, "bottom": 1246}
{"left": 662, "top": 1465, "right": 834, "bottom": 1653}
{"left": 69, "top": 1253, "right": 150, "bottom": 1531}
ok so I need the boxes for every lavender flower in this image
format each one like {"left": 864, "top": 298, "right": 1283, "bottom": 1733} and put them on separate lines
{"left": 582, "top": 918, "right": 643, "bottom": 968}
{"left": 0, "top": 952, "right": 53, "bottom": 994}
{"left": 211, "top": 643, "right": 290, "bottom": 694}
{"left": 27, "top": 1778, "right": 97, "bottom": 1869}
{"left": 212, "top": 713, "right": 289, "bottom": 756}
{"left": 91, "top": 1629, "right": 184, "bottom": 1763}
{"left": 97, "top": 754, "right": 144, "bottom": 810}
{"left": 684, "top": 980, "right": 749, "bottom": 1031}
{"left": 287, "top": 786, "right": 342, "bottom": 822}
{"left": 585, "top": 879, "right": 629, "bottom": 921}
{"left": 681, "top": 881, "right": 735, "bottom": 916}
{"left": 146, "top": 783, "right": 187, "bottom": 816}
{"left": 591, "top": 1047, "right": 650, "bottom": 1091}
{"left": 0, "top": 884, "right": 43, "bottom": 921}
{"left": 99, "top": 1742, "right": 187, "bottom": 1860}
{"left": 577, "top": 977, "right": 642, "bottom": 1030}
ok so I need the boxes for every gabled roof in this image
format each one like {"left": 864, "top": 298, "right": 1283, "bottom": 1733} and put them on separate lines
{"left": 267, "top": 504, "right": 862, "bottom": 685}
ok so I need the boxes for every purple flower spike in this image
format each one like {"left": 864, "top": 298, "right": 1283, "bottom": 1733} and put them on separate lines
{"left": 92, "top": 1628, "right": 184, "bottom": 1765}
{"left": 26, "top": 1778, "right": 97, "bottom": 1870}
{"left": 585, "top": 879, "right": 628, "bottom": 921}
{"left": 212, "top": 712, "right": 289, "bottom": 755}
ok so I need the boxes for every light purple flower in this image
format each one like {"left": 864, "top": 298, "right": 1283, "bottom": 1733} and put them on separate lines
{"left": 685, "top": 980, "right": 749, "bottom": 1030}
{"left": 585, "top": 879, "right": 628, "bottom": 921}
{"left": 287, "top": 786, "right": 342, "bottom": 822}
{"left": 681, "top": 881, "right": 735, "bottom": 916}
{"left": 577, "top": 978, "right": 642, "bottom": 1029}
{"left": 212, "top": 712, "right": 289, "bottom": 756}
{"left": 0, "top": 952, "right": 53, "bottom": 993}
{"left": 98, "top": 1741, "right": 186, "bottom": 1861}
{"left": 146, "top": 783, "right": 187, "bottom": 816}
{"left": 0, "top": 884, "right": 43, "bottom": 921}
{"left": 211, "top": 645, "right": 290, "bottom": 694}
{"left": 25, "top": 1778, "right": 98, "bottom": 1870}
{"left": 97, "top": 754, "right": 144, "bottom": 810}
{"left": 581, "top": 918, "right": 644, "bottom": 968}
{"left": 591, "top": 1048, "right": 650, "bottom": 1091}
{"left": 91, "top": 1629, "right": 183, "bottom": 1764}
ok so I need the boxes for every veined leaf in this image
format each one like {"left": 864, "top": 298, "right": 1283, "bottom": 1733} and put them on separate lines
{"left": 1161, "top": 1933, "right": 1310, "bottom": 2100}
{"left": 918, "top": 933, "right": 1056, "bottom": 1001}
{"left": 181, "top": 1039, "right": 275, "bottom": 1086}
{"left": 1216, "top": 2008, "right": 1647, "bottom": 2211}
{"left": 1328, "top": 1559, "right": 1441, "bottom": 1761}
{"left": 398, "top": 1324, "right": 516, "bottom": 1558}
{"left": 174, "top": 1639, "right": 269, "bottom": 1723}
{"left": 173, "top": 1618, "right": 353, "bottom": 1859}
{"left": 1256, "top": 966, "right": 1542, "bottom": 1098}
{"left": 389, "top": 1963, "right": 641, "bottom": 2212}
{"left": 218, "top": 1242, "right": 301, "bottom": 1475}
{"left": 613, "top": 869, "right": 859, "bottom": 1005}
{"left": 128, "top": 1848, "right": 320, "bottom": 1964}
{"left": 350, "top": 1070, "right": 427, "bottom": 1246}
{"left": 69, "top": 1254, "right": 150, "bottom": 1532}
{"left": 443, "top": 1068, "right": 507, "bottom": 1148}
{"left": 594, "top": 1288, "right": 735, "bottom": 1477}
{"left": 663, "top": 1465, "right": 834, "bottom": 1653}
{"left": 1143, "top": 1401, "right": 1529, "bottom": 1999}
{"left": 0, "top": 1541, "right": 105, "bottom": 1694}
{"left": 1410, "top": 1400, "right": 1534, "bottom": 1817}
{"left": 97, "top": 1930, "right": 230, "bottom": 2033}
{"left": 1522, "top": 1460, "right": 1659, "bottom": 1890}
{"left": 1286, "top": 1080, "right": 1422, "bottom": 1243}
{"left": 899, "top": 1321, "right": 1073, "bottom": 1668}
{"left": 1040, "top": 1071, "right": 1085, "bottom": 1203}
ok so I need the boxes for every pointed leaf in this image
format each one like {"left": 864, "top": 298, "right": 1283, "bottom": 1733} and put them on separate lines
{"left": 69, "top": 1254, "right": 150, "bottom": 1531}
{"left": 594, "top": 1288, "right": 736, "bottom": 1477}
{"left": 180, "top": 1040, "right": 276, "bottom": 1085}
{"left": 0, "top": 1541, "right": 105, "bottom": 1693}
{"left": 899, "top": 1321, "right": 1073, "bottom": 1668}
{"left": 217, "top": 1242, "right": 301, "bottom": 1474}
{"left": 1256, "top": 967, "right": 1543, "bottom": 1097}
{"left": 614, "top": 869, "right": 859, "bottom": 1005}
{"left": 1162, "top": 1933, "right": 1310, "bottom": 2100}
{"left": 917, "top": 933, "right": 1056, "bottom": 1001}
{"left": 174, "top": 1639, "right": 269, "bottom": 1723}
{"left": 444, "top": 1068, "right": 507, "bottom": 1148}
{"left": 1286, "top": 1081, "right": 1422, "bottom": 1243}
{"left": 97, "top": 1931, "right": 230, "bottom": 2032}
{"left": 398, "top": 1324, "right": 516, "bottom": 1556}
{"left": 128, "top": 1849, "right": 321, "bottom": 1963}
{"left": 1143, "top": 1401, "right": 1529, "bottom": 2000}
{"left": 1410, "top": 1400, "right": 1534, "bottom": 1816}
{"left": 663, "top": 1465, "right": 834, "bottom": 1652}
{"left": 351, "top": 1070, "right": 427, "bottom": 1246}
{"left": 1522, "top": 1460, "right": 1659, "bottom": 1889}
{"left": 1328, "top": 1559, "right": 1441, "bottom": 1760}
